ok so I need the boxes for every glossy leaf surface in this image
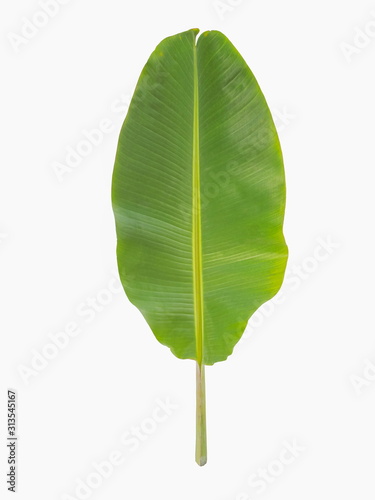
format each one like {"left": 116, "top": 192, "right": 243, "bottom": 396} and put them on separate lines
{"left": 112, "top": 28, "right": 287, "bottom": 366}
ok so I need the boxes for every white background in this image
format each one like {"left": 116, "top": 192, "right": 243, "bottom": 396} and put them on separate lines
{"left": 1, "top": 0, "right": 375, "bottom": 499}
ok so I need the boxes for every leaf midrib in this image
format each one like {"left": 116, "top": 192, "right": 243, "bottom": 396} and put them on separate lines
{"left": 192, "top": 37, "right": 204, "bottom": 366}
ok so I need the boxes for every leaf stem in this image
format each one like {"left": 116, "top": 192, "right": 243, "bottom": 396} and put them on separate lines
{"left": 195, "top": 361, "right": 207, "bottom": 466}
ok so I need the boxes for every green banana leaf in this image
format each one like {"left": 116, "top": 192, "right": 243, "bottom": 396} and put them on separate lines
{"left": 112, "top": 28, "right": 288, "bottom": 466}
